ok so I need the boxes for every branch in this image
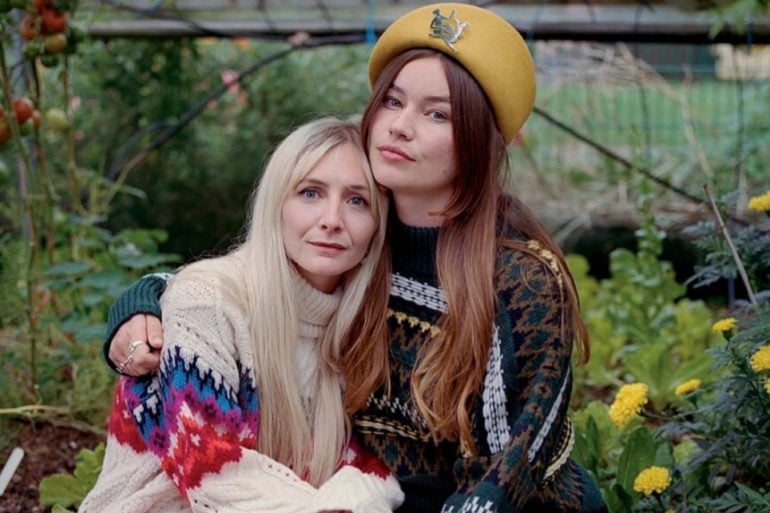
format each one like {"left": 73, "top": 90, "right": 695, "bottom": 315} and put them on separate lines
{"left": 703, "top": 183, "right": 757, "bottom": 306}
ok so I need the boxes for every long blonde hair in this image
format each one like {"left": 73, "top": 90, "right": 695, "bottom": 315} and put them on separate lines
{"left": 177, "top": 116, "right": 388, "bottom": 485}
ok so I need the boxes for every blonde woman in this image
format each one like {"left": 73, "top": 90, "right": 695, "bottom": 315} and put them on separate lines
{"left": 80, "top": 116, "right": 402, "bottom": 513}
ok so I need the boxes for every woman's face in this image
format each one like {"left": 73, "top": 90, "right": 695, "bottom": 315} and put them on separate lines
{"left": 282, "top": 143, "right": 377, "bottom": 293}
{"left": 368, "top": 56, "right": 457, "bottom": 221}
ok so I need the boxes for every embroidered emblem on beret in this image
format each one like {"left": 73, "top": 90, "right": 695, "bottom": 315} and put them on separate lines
{"left": 428, "top": 8, "right": 469, "bottom": 52}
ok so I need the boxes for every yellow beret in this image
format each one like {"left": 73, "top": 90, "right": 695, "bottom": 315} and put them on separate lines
{"left": 368, "top": 3, "right": 536, "bottom": 144}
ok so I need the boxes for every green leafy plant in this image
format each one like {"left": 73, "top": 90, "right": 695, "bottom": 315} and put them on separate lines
{"left": 39, "top": 443, "right": 105, "bottom": 512}
{"left": 0, "top": 1, "right": 180, "bottom": 435}
{"left": 569, "top": 192, "right": 719, "bottom": 411}
{"left": 572, "top": 189, "right": 770, "bottom": 513}
{"left": 683, "top": 188, "right": 770, "bottom": 299}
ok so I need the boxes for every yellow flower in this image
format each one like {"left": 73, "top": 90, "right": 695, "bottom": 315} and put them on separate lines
{"left": 765, "top": 377, "right": 770, "bottom": 395}
{"left": 674, "top": 379, "right": 702, "bottom": 395}
{"left": 748, "top": 190, "right": 770, "bottom": 213}
{"left": 750, "top": 346, "right": 770, "bottom": 372}
{"left": 633, "top": 466, "right": 672, "bottom": 495}
{"left": 665, "top": 510, "right": 675, "bottom": 513}
{"left": 712, "top": 318, "right": 737, "bottom": 334}
{"left": 609, "top": 383, "right": 649, "bottom": 429}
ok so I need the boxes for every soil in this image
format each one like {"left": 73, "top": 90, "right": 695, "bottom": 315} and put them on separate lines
{"left": 0, "top": 421, "right": 104, "bottom": 513}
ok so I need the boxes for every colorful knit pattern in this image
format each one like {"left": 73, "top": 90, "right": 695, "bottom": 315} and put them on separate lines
{"left": 110, "top": 346, "right": 259, "bottom": 501}
{"left": 355, "top": 228, "right": 607, "bottom": 513}
{"left": 89, "top": 270, "right": 405, "bottom": 513}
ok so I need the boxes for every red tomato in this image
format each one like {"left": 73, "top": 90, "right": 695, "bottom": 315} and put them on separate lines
{"left": 12, "top": 97, "right": 35, "bottom": 124}
{"left": 31, "top": 109, "right": 42, "bottom": 128}
{"left": 19, "top": 15, "right": 37, "bottom": 40}
{"left": 41, "top": 7, "right": 66, "bottom": 33}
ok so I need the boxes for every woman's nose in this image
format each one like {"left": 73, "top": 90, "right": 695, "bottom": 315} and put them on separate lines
{"left": 389, "top": 110, "right": 414, "bottom": 139}
{"left": 319, "top": 201, "right": 343, "bottom": 231}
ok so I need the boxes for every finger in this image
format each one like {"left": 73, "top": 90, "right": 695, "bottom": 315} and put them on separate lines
{"left": 145, "top": 315, "right": 164, "bottom": 351}
{"left": 128, "top": 344, "right": 161, "bottom": 376}
{"left": 117, "top": 339, "right": 157, "bottom": 377}
{"left": 108, "top": 315, "right": 148, "bottom": 367}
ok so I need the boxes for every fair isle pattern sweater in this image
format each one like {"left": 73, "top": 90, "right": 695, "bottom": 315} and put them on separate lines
{"left": 101, "top": 223, "right": 606, "bottom": 513}
{"left": 84, "top": 266, "right": 403, "bottom": 513}
{"left": 352, "top": 220, "right": 607, "bottom": 513}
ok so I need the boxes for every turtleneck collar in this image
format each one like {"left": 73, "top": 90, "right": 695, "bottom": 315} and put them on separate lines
{"left": 290, "top": 267, "right": 342, "bottom": 331}
{"left": 389, "top": 214, "right": 440, "bottom": 284}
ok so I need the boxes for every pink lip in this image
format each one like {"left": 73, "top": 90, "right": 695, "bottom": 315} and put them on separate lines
{"left": 378, "top": 144, "right": 414, "bottom": 161}
{"left": 310, "top": 241, "right": 346, "bottom": 251}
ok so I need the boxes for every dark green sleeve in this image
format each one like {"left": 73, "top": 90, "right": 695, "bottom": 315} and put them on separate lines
{"left": 102, "top": 272, "right": 174, "bottom": 372}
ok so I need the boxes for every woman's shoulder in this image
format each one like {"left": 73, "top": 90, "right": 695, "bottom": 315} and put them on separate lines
{"left": 162, "top": 256, "right": 245, "bottom": 310}
{"left": 494, "top": 239, "right": 566, "bottom": 299}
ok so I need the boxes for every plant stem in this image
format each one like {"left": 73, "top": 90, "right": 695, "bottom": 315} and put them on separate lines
{"left": 0, "top": 41, "right": 41, "bottom": 390}
{"left": 0, "top": 405, "right": 70, "bottom": 416}
{"left": 703, "top": 184, "right": 757, "bottom": 307}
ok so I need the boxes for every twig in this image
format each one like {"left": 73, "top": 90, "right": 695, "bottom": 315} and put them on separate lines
{"left": 703, "top": 184, "right": 757, "bottom": 306}
{"left": 0, "top": 404, "right": 70, "bottom": 416}
{"left": 534, "top": 106, "right": 703, "bottom": 205}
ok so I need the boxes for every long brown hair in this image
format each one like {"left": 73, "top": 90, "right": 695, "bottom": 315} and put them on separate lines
{"left": 359, "top": 49, "right": 589, "bottom": 454}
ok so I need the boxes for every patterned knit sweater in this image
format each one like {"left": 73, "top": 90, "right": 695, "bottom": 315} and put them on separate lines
{"left": 351, "top": 219, "right": 607, "bottom": 513}
{"left": 84, "top": 264, "right": 404, "bottom": 513}
{"left": 101, "top": 220, "right": 607, "bottom": 513}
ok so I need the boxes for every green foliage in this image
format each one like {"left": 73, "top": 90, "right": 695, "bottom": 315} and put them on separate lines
{"left": 73, "top": 39, "right": 371, "bottom": 257}
{"left": 0, "top": 15, "right": 181, "bottom": 442}
{"left": 0, "top": 221, "right": 179, "bottom": 424}
{"left": 571, "top": 188, "right": 770, "bottom": 513}
{"left": 570, "top": 194, "right": 719, "bottom": 411}
{"left": 655, "top": 318, "right": 770, "bottom": 509}
{"left": 39, "top": 443, "right": 105, "bottom": 511}
{"left": 684, "top": 219, "right": 770, "bottom": 296}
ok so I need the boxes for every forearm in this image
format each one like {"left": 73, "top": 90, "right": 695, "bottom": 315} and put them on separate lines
{"left": 444, "top": 256, "right": 575, "bottom": 510}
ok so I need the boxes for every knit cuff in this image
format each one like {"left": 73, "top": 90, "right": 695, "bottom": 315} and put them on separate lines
{"left": 443, "top": 482, "right": 510, "bottom": 513}
{"left": 313, "top": 465, "right": 404, "bottom": 513}
{"left": 102, "top": 273, "right": 171, "bottom": 373}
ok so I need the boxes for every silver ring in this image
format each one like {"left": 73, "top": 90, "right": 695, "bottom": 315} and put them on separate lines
{"left": 118, "top": 341, "right": 143, "bottom": 373}
{"left": 117, "top": 354, "right": 134, "bottom": 373}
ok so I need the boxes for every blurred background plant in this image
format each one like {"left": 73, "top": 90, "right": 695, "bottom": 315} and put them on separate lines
{"left": 570, "top": 189, "right": 770, "bottom": 512}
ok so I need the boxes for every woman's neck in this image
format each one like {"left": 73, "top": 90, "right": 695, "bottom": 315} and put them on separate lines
{"left": 392, "top": 195, "right": 447, "bottom": 228}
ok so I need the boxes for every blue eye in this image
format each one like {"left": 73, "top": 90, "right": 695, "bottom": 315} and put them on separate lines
{"left": 349, "top": 196, "right": 369, "bottom": 207}
{"left": 429, "top": 110, "right": 448, "bottom": 122}
{"left": 384, "top": 95, "right": 401, "bottom": 108}
{"left": 301, "top": 189, "right": 319, "bottom": 199}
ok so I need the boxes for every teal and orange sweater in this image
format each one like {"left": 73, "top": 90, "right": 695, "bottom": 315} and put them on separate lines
{"left": 104, "top": 218, "right": 607, "bottom": 513}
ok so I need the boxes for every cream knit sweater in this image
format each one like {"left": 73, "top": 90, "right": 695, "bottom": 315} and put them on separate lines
{"left": 80, "top": 265, "right": 403, "bottom": 513}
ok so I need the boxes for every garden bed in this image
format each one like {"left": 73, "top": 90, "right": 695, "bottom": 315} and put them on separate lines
{"left": 0, "top": 422, "right": 103, "bottom": 513}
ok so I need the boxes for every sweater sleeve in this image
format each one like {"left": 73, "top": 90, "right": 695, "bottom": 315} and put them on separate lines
{"left": 102, "top": 272, "right": 174, "bottom": 372}
{"left": 142, "top": 274, "right": 402, "bottom": 513}
{"left": 443, "top": 250, "right": 576, "bottom": 513}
